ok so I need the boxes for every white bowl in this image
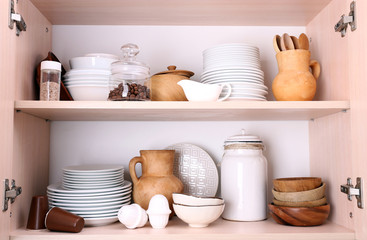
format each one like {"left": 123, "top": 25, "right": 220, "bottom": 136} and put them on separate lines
{"left": 173, "top": 203, "right": 225, "bottom": 228}
{"left": 172, "top": 193, "right": 224, "bottom": 206}
{"left": 69, "top": 57, "right": 117, "bottom": 70}
{"left": 66, "top": 85, "right": 110, "bottom": 101}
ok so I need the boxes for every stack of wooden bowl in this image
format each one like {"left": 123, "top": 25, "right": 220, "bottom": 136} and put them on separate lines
{"left": 268, "top": 177, "right": 330, "bottom": 226}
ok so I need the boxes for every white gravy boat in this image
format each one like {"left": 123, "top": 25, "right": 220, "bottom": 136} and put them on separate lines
{"left": 177, "top": 80, "right": 232, "bottom": 102}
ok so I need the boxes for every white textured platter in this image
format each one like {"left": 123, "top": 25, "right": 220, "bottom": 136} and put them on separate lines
{"left": 166, "top": 143, "right": 218, "bottom": 197}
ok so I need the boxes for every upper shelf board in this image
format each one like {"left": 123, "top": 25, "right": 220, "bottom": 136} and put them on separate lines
{"left": 29, "top": 0, "right": 332, "bottom": 26}
{"left": 15, "top": 101, "right": 349, "bottom": 121}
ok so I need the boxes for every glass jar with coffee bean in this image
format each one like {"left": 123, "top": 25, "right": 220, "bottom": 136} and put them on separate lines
{"left": 108, "top": 43, "right": 151, "bottom": 101}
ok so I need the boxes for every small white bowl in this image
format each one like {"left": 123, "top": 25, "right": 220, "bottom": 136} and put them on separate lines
{"left": 69, "top": 57, "right": 117, "bottom": 70}
{"left": 173, "top": 203, "right": 225, "bottom": 228}
{"left": 66, "top": 85, "right": 109, "bottom": 101}
{"left": 172, "top": 193, "right": 224, "bottom": 206}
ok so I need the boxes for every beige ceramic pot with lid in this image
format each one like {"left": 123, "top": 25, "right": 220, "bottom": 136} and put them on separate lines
{"left": 150, "top": 65, "right": 194, "bottom": 101}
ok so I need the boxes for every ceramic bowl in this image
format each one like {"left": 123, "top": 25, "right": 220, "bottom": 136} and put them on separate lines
{"left": 272, "top": 182, "right": 326, "bottom": 202}
{"left": 66, "top": 85, "right": 109, "bottom": 101}
{"left": 69, "top": 56, "right": 117, "bottom": 70}
{"left": 273, "top": 177, "right": 322, "bottom": 192}
{"left": 268, "top": 203, "right": 330, "bottom": 226}
{"left": 272, "top": 197, "right": 327, "bottom": 207}
{"left": 172, "top": 193, "right": 224, "bottom": 206}
{"left": 173, "top": 203, "right": 224, "bottom": 228}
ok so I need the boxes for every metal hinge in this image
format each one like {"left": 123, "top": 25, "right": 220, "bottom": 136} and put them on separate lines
{"left": 334, "top": 1, "right": 356, "bottom": 37}
{"left": 8, "top": 0, "right": 27, "bottom": 36}
{"left": 2, "top": 179, "right": 22, "bottom": 212}
{"left": 340, "top": 177, "right": 363, "bottom": 209}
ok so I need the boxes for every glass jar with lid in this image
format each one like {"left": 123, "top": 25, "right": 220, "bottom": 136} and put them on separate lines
{"left": 221, "top": 129, "right": 268, "bottom": 221}
{"left": 108, "top": 43, "right": 151, "bottom": 101}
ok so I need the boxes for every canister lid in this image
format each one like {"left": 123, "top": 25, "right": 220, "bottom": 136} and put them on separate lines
{"left": 225, "top": 129, "right": 262, "bottom": 144}
{"left": 41, "top": 61, "right": 61, "bottom": 71}
{"left": 153, "top": 65, "right": 194, "bottom": 78}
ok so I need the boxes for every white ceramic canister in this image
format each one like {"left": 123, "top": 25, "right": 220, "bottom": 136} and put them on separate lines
{"left": 221, "top": 130, "right": 268, "bottom": 221}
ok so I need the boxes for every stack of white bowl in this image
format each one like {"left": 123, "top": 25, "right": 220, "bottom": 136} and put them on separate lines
{"left": 64, "top": 53, "right": 118, "bottom": 100}
{"left": 201, "top": 43, "right": 268, "bottom": 101}
{"left": 47, "top": 164, "right": 132, "bottom": 227}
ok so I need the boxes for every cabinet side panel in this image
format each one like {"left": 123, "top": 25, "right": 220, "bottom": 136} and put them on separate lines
{"left": 0, "top": 0, "right": 16, "bottom": 239}
{"left": 307, "top": 0, "right": 350, "bottom": 101}
{"left": 309, "top": 112, "right": 353, "bottom": 229}
{"left": 10, "top": 0, "right": 52, "bottom": 231}
{"left": 348, "top": 0, "right": 367, "bottom": 239}
{"left": 12, "top": 113, "right": 50, "bottom": 231}
{"left": 15, "top": 0, "right": 53, "bottom": 100}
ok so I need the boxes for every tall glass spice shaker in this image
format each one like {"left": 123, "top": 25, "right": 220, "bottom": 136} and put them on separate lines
{"left": 221, "top": 129, "right": 268, "bottom": 221}
{"left": 40, "top": 61, "right": 61, "bottom": 101}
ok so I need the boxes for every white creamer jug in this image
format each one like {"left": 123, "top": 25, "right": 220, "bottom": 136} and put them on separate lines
{"left": 221, "top": 129, "right": 268, "bottom": 221}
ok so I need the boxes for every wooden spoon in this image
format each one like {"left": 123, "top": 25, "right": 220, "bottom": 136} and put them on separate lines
{"left": 290, "top": 36, "right": 300, "bottom": 49}
{"left": 273, "top": 35, "right": 281, "bottom": 53}
{"left": 299, "top": 33, "right": 309, "bottom": 50}
{"left": 281, "top": 33, "right": 294, "bottom": 51}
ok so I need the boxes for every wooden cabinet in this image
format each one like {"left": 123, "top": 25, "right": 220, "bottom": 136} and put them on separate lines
{"left": 1, "top": 0, "right": 366, "bottom": 239}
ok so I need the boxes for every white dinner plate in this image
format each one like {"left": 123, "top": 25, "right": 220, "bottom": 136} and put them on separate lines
{"left": 84, "top": 216, "right": 118, "bottom": 227}
{"left": 62, "top": 178, "right": 123, "bottom": 186}
{"left": 49, "top": 194, "right": 130, "bottom": 204}
{"left": 63, "top": 164, "right": 124, "bottom": 173}
{"left": 166, "top": 143, "right": 218, "bottom": 197}
{"left": 62, "top": 183, "right": 124, "bottom": 190}
{"left": 49, "top": 201, "right": 130, "bottom": 211}
{"left": 224, "top": 96, "right": 267, "bottom": 101}
{"left": 62, "top": 172, "right": 123, "bottom": 179}
{"left": 49, "top": 199, "right": 128, "bottom": 208}
{"left": 47, "top": 188, "right": 131, "bottom": 199}
{"left": 63, "top": 176, "right": 124, "bottom": 184}
{"left": 47, "top": 181, "right": 131, "bottom": 195}
{"left": 222, "top": 88, "right": 268, "bottom": 95}
{"left": 201, "top": 77, "right": 264, "bottom": 84}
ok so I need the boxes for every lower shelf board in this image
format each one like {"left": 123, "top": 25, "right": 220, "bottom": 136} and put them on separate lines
{"left": 11, "top": 217, "right": 354, "bottom": 240}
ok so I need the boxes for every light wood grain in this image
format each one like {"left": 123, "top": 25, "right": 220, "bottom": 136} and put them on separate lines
{"left": 347, "top": 0, "right": 367, "bottom": 239}
{"left": 0, "top": 0, "right": 16, "bottom": 239}
{"left": 28, "top": 0, "right": 332, "bottom": 26}
{"left": 10, "top": 217, "right": 354, "bottom": 240}
{"left": 8, "top": 0, "right": 52, "bottom": 233}
{"left": 14, "top": 101, "right": 349, "bottom": 121}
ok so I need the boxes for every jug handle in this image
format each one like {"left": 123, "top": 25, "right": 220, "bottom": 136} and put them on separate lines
{"left": 310, "top": 60, "right": 321, "bottom": 80}
{"left": 129, "top": 156, "right": 143, "bottom": 185}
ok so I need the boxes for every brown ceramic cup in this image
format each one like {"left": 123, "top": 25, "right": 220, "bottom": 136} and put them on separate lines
{"left": 26, "top": 195, "right": 49, "bottom": 230}
{"left": 45, "top": 207, "right": 84, "bottom": 233}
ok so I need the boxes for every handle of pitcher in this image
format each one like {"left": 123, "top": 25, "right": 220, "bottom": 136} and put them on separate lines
{"left": 129, "top": 156, "right": 142, "bottom": 185}
{"left": 310, "top": 60, "right": 321, "bottom": 80}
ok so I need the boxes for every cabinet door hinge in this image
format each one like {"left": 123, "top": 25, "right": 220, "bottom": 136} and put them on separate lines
{"left": 340, "top": 177, "right": 363, "bottom": 209}
{"left": 2, "top": 179, "right": 22, "bottom": 212}
{"left": 334, "top": 1, "right": 356, "bottom": 37}
{"left": 8, "top": 0, "right": 27, "bottom": 36}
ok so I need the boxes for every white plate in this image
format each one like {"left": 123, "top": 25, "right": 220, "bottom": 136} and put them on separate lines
{"left": 49, "top": 206, "right": 125, "bottom": 215}
{"left": 63, "top": 178, "right": 123, "bottom": 186}
{"left": 63, "top": 175, "right": 124, "bottom": 184}
{"left": 224, "top": 96, "right": 267, "bottom": 101}
{"left": 47, "top": 181, "right": 132, "bottom": 195}
{"left": 47, "top": 188, "right": 131, "bottom": 199}
{"left": 220, "top": 82, "right": 268, "bottom": 90}
{"left": 49, "top": 199, "right": 128, "bottom": 208}
{"left": 63, "top": 171, "right": 123, "bottom": 179}
{"left": 220, "top": 92, "right": 266, "bottom": 98}
{"left": 63, "top": 164, "right": 124, "bottom": 173}
{"left": 49, "top": 194, "right": 130, "bottom": 204}
{"left": 49, "top": 201, "right": 129, "bottom": 211}
{"left": 222, "top": 88, "right": 268, "bottom": 95}
{"left": 62, "top": 182, "right": 124, "bottom": 190}
{"left": 166, "top": 143, "right": 218, "bottom": 197}
{"left": 84, "top": 216, "right": 118, "bottom": 227}
{"left": 202, "top": 67, "right": 264, "bottom": 76}
{"left": 201, "top": 77, "right": 264, "bottom": 84}
{"left": 77, "top": 212, "right": 117, "bottom": 218}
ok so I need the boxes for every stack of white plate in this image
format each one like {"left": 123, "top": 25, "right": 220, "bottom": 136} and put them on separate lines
{"left": 201, "top": 44, "right": 268, "bottom": 101}
{"left": 47, "top": 164, "right": 132, "bottom": 227}
{"left": 64, "top": 53, "right": 119, "bottom": 100}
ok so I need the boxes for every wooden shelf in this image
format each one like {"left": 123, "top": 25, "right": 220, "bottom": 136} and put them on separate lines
{"left": 29, "top": 0, "right": 332, "bottom": 26}
{"left": 14, "top": 100, "right": 349, "bottom": 121}
{"left": 10, "top": 217, "right": 354, "bottom": 240}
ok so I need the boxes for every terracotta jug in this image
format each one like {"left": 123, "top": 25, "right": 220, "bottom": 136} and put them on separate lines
{"left": 272, "top": 49, "right": 320, "bottom": 101}
{"left": 129, "top": 150, "right": 184, "bottom": 213}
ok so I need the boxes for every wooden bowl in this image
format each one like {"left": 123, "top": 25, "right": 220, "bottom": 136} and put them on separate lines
{"left": 268, "top": 203, "right": 330, "bottom": 226}
{"left": 273, "top": 177, "right": 322, "bottom": 192}
{"left": 272, "top": 182, "right": 326, "bottom": 202}
{"left": 273, "top": 197, "right": 327, "bottom": 207}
